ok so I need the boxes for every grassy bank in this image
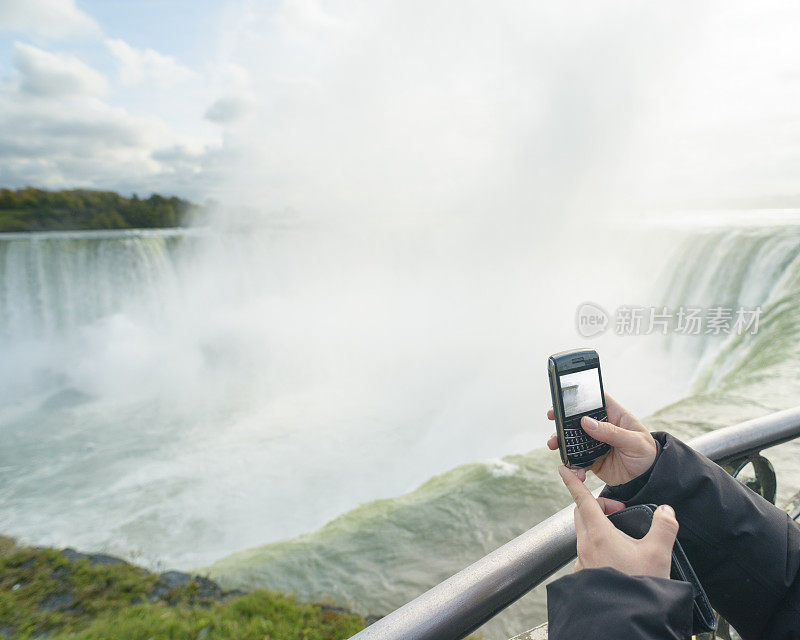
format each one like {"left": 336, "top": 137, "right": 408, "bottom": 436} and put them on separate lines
{"left": 0, "top": 536, "right": 365, "bottom": 639}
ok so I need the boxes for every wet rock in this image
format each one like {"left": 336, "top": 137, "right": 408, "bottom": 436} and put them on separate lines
{"left": 150, "top": 571, "right": 209, "bottom": 604}
{"left": 62, "top": 548, "right": 127, "bottom": 566}
{"left": 51, "top": 566, "right": 69, "bottom": 579}
{"left": 221, "top": 588, "right": 247, "bottom": 601}
{"left": 159, "top": 570, "right": 192, "bottom": 589}
{"left": 318, "top": 604, "right": 381, "bottom": 626}
{"left": 61, "top": 548, "right": 87, "bottom": 563}
{"left": 148, "top": 582, "right": 171, "bottom": 601}
{"left": 39, "top": 591, "right": 76, "bottom": 612}
{"left": 193, "top": 575, "right": 222, "bottom": 600}
{"left": 89, "top": 554, "right": 127, "bottom": 566}
{"left": 17, "top": 558, "right": 34, "bottom": 571}
{"left": 320, "top": 604, "right": 349, "bottom": 616}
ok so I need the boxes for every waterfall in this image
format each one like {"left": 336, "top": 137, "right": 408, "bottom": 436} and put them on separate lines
{"left": 0, "top": 231, "right": 185, "bottom": 343}
{"left": 205, "top": 222, "right": 800, "bottom": 640}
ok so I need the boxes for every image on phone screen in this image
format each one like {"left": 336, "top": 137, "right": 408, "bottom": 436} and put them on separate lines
{"left": 559, "top": 368, "right": 603, "bottom": 418}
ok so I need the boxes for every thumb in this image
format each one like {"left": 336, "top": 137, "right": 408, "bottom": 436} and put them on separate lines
{"left": 581, "top": 416, "right": 641, "bottom": 449}
{"left": 644, "top": 504, "right": 679, "bottom": 550}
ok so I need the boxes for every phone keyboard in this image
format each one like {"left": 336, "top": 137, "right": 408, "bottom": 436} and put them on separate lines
{"left": 562, "top": 409, "right": 610, "bottom": 464}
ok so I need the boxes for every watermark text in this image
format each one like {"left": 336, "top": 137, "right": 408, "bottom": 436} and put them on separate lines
{"left": 576, "top": 303, "right": 761, "bottom": 338}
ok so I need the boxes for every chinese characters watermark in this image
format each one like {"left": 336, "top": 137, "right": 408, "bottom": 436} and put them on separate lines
{"left": 576, "top": 303, "right": 761, "bottom": 338}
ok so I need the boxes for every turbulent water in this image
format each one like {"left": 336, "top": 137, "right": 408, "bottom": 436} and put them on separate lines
{"left": 205, "top": 222, "right": 800, "bottom": 639}
{"left": 2, "top": 220, "right": 800, "bottom": 639}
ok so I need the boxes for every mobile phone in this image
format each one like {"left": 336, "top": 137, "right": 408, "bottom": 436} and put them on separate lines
{"left": 547, "top": 348, "right": 610, "bottom": 468}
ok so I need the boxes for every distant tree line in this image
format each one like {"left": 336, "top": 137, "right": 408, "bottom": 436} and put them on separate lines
{"left": 0, "top": 188, "right": 202, "bottom": 232}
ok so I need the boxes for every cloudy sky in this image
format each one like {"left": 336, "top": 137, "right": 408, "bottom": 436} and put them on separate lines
{"left": 2, "top": 0, "right": 800, "bottom": 213}
{"left": 0, "top": 0, "right": 241, "bottom": 201}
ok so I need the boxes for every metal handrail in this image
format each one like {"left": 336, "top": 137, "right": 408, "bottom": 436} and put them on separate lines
{"left": 348, "top": 405, "right": 800, "bottom": 640}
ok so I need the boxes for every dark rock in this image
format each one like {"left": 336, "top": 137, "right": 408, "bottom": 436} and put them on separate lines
{"left": 62, "top": 548, "right": 127, "bottom": 566}
{"left": 0, "top": 625, "right": 15, "bottom": 638}
{"left": 196, "top": 627, "right": 210, "bottom": 640}
{"left": 320, "top": 604, "right": 350, "bottom": 615}
{"left": 318, "top": 603, "right": 381, "bottom": 625}
{"left": 159, "top": 570, "right": 192, "bottom": 589}
{"left": 221, "top": 588, "right": 247, "bottom": 602}
{"left": 149, "top": 582, "right": 171, "bottom": 601}
{"left": 147, "top": 572, "right": 228, "bottom": 608}
{"left": 86, "top": 553, "right": 128, "bottom": 566}
{"left": 192, "top": 575, "right": 222, "bottom": 600}
{"left": 39, "top": 591, "right": 76, "bottom": 612}
{"left": 61, "top": 548, "right": 88, "bottom": 563}
{"left": 51, "top": 566, "right": 68, "bottom": 579}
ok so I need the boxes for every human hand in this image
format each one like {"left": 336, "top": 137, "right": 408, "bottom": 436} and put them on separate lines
{"left": 546, "top": 394, "right": 657, "bottom": 486}
{"left": 559, "top": 465, "right": 678, "bottom": 579}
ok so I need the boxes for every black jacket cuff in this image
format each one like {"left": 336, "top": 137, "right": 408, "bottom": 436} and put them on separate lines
{"left": 547, "top": 567, "right": 694, "bottom": 639}
{"left": 601, "top": 436, "right": 662, "bottom": 503}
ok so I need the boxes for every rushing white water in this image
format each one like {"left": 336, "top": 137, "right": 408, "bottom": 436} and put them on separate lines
{"left": 204, "top": 220, "right": 800, "bottom": 639}
{"left": 1, "top": 218, "right": 800, "bottom": 640}
{"left": 0, "top": 217, "right": 679, "bottom": 565}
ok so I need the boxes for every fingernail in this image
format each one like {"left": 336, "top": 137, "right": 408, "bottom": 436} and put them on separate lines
{"left": 659, "top": 504, "right": 675, "bottom": 517}
{"left": 583, "top": 416, "right": 598, "bottom": 430}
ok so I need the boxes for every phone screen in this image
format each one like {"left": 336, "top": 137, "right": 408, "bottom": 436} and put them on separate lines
{"left": 559, "top": 367, "right": 603, "bottom": 418}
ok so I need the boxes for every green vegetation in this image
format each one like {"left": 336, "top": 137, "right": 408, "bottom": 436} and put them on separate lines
{"left": 0, "top": 188, "right": 202, "bottom": 232}
{"left": 0, "top": 536, "right": 366, "bottom": 640}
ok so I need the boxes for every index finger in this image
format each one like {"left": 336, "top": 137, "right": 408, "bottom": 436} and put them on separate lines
{"left": 558, "top": 465, "right": 609, "bottom": 530}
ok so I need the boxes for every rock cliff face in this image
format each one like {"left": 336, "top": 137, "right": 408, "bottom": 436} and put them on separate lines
{"left": 58, "top": 547, "right": 247, "bottom": 606}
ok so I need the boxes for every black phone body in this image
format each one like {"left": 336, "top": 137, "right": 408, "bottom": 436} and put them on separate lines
{"left": 547, "top": 348, "right": 610, "bottom": 468}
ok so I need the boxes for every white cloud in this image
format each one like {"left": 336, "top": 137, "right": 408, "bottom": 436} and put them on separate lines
{"left": 14, "top": 42, "right": 107, "bottom": 97}
{"left": 275, "top": 0, "right": 346, "bottom": 44}
{"left": 106, "top": 38, "right": 198, "bottom": 87}
{"left": 203, "top": 63, "right": 254, "bottom": 125}
{"left": 0, "top": 0, "right": 100, "bottom": 39}
{"left": 204, "top": 96, "right": 250, "bottom": 123}
{"left": 0, "top": 44, "right": 222, "bottom": 198}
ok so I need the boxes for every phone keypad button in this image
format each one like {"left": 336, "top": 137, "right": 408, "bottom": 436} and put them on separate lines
{"left": 563, "top": 408, "right": 611, "bottom": 463}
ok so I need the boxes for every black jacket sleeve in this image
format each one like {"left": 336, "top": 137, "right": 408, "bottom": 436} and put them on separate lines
{"left": 601, "top": 432, "right": 800, "bottom": 640}
{"left": 547, "top": 567, "right": 694, "bottom": 639}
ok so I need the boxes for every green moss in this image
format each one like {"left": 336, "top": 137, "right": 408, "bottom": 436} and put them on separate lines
{"left": 47, "top": 593, "right": 366, "bottom": 640}
{"left": 0, "top": 538, "right": 364, "bottom": 639}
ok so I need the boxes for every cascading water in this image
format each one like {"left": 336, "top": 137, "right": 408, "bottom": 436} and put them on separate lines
{"left": 0, "top": 220, "right": 638, "bottom": 571}
{"left": 659, "top": 227, "right": 800, "bottom": 364}
{"left": 2, "top": 219, "right": 800, "bottom": 640}
{"left": 203, "top": 220, "right": 800, "bottom": 640}
{"left": 0, "top": 231, "right": 183, "bottom": 342}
